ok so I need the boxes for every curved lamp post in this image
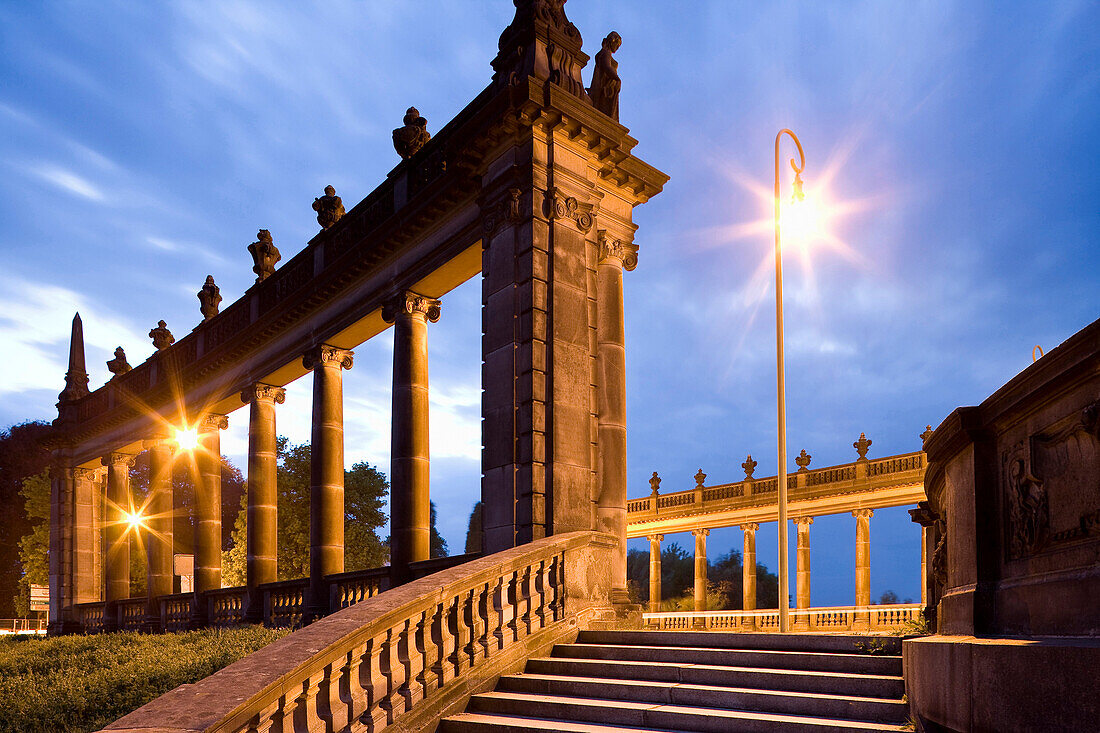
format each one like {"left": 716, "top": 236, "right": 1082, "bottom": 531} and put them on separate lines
{"left": 774, "top": 129, "right": 805, "bottom": 633}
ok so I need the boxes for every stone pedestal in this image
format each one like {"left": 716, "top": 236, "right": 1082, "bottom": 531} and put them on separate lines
{"left": 242, "top": 384, "right": 284, "bottom": 622}
{"left": 303, "top": 345, "right": 353, "bottom": 622}
{"left": 384, "top": 292, "right": 440, "bottom": 586}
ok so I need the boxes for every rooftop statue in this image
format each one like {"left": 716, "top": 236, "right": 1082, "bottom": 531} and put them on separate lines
{"left": 312, "top": 185, "right": 345, "bottom": 230}
{"left": 149, "top": 320, "right": 174, "bottom": 351}
{"left": 248, "top": 229, "right": 281, "bottom": 283}
{"left": 106, "top": 346, "right": 131, "bottom": 376}
{"left": 393, "top": 107, "right": 431, "bottom": 159}
{"left": 588, "top": 31, "right": 622, "bottom": 120}
{"left": 198, "top": 275, "right": 222, "bottom": 320}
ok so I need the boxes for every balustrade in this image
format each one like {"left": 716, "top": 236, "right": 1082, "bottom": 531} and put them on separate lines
{"left": 645, "top": 604, "right": 922, "bottom": 632}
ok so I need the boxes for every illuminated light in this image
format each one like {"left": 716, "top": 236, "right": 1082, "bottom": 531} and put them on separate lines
{"left": 125, "top": 511, "right": 145, "bottom": 530}
{"left": 175, "top": 427, "right": 199, "bottom": 451}
{"left": 780, "top": 190, "right": 828, "bottom": 250}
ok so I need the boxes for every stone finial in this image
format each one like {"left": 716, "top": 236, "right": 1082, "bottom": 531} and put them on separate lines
{"left": 492, "top": 0, "right": 587, "bottom": 99}
{"left": 149, "top": 321, "right": 174, "bottom": 350}
{"left": 248, "top": 229, "right": 281, "bottom": 283}
{"left": 106, "top": 347, "right": 131, "bottom": 377}
{"left": 742, "top": 454, "right": 757, "bottom": 479}
{"left": 58, "top": 312, "right": 89, "bottom": 403}
{"left": 920, "top": 425, "right": 934, "bottom": 444}
{"left": 694, "top": 469, "right": 706, "bottom": 487}
{"left": 312, "top": 185, "right": 345, "bottom": 230}
{"left": 587, "top": 31, "right": 622, "bottom": 120}
{"left": 649, "top": 471, "right": 661, "bottom": 495}
{"left": 392, "top": 107, "right": 431, "bottom": 160}
{"left": 198, "top": 275, "right": 222, "bottom": 321}
{"left": 795, "top": 449, "right": 812, "bottom": 471}
{"left": 854, "top": 432, "right": 872, "bottom": 460}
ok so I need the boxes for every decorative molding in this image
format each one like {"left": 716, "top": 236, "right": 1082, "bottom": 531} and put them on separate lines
{"left": 312, "top": 185, "right": 345, "bottom": 230}
{"left": 647, "top": 534, "right": 664, "bottom": 543}
{"left": 492, "top": 0, "right": 587, "bottom": 99}
{"left": 381, "top": 291, "right": 442, "bottom": 324}
{"left": 545, "top": 187, "right": 595, "bottom": 233}
{"left": 740, "top": 523, "right": 760, "bottom": 533}
{"left": 854, "top": 432, "right": 873, "bottom": 460}
{"left": 240, "top": 383, "right": 287, "bottom": 406}
{"left": 742, "top": 455, "right": 758, "bottom": 480}
{"left": 795, "top": 449, "right": 812, "bottom": 471}
{"left": 852, "top": 508, "right": 875, "bottom": 519}
{"left": 72, "top": 467, "right": 98, "bottom": 481}
{"left": 596, "top": 230, "right": 638, "bottom": 271}
{"left": 692, "top": 528, "right": 710, "bottom": 538}
{"left": 693, "top": 469, "right": 706, "bottom": 488}
{"left": 393, "top": 108, "right": 431, "bottom": 160}
{"left": 302, "top": 345, "right": 354, "bottom": 371}
{"left": 149, "top": 320, "right": 175, "bottom": 351}
{"left": 198, "top": 414, "right": 229, "bottom": 432}
{"left": 102, "top": 452, "right": 137, "bottom": 469}
{"left": 198, "top": 276, "right": 222, "bottom": 321}
{"left": 106, "top": 347, "right": 131, "bottom": 377}
{"left": 481, "top": 187, "right": 524, "bottom": 235}
{"left": 248, "top": 229, "right": 281, "bottom": 284}
{"left": 920, "top": 425, "right": 934, "bottom": 444}
{"left": 795, "top": 516, "right": 815, "bottom": 526}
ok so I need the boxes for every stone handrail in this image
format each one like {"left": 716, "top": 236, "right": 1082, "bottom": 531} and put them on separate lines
{"left": 104, "top": 531, "right": 619, "bottom": 733}
{"left": 644, "top": 604, "right": 923, "bottom": 632}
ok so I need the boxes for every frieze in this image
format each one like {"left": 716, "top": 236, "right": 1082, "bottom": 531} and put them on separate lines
{"left": 260, "top": 254, "right": 314, "bottom": 315}
{"left": 203, "top": 300, "right": 251, "bottom": 352}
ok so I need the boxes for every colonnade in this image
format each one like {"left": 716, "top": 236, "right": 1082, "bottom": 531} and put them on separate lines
{"left": 646, "top": 509, "right": 877, "bottom": 624}
{"left": 60, "top": 291, "right": 443, "bottom": 630}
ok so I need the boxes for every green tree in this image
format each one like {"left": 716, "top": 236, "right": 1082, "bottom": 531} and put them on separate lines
{"left": 14, "top": 472, "right": 50, "bottom": 616}
{"left": 1, "top": 420, "right": 52, "bottom": 617}
{"left": 464, "top": 501, "right": 483, "bottom": 554}
{"left": 430, "top": 502, "right": 448, "bottom": 558}
{"left": 627, "top": 542, "right": 780, "bottom": 611}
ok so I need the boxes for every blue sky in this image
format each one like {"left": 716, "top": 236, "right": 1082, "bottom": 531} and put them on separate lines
{"left": 1, "top": 1, "right": 1097, "bottom": 606}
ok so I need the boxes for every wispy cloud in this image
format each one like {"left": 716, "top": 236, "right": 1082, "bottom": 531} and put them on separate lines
{"left": 30, "top": 164, "right": 105, "bottom": 201}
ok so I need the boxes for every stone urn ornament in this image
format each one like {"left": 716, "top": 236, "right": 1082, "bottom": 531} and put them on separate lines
{"left": 106, "top": 346, "right": 131, "bottom": 376}
{"left": 248, "top": 229, "right": 281, "bottom": 283}
{"left": 392, "top": 107, "right": 431, "bottom": 159}
{"left": 198, "top": 275, "right": 222, "bottom": 320}
{"left": 149, "top": 320, "right": 174, "bottom": 350}
{"left": 312, "top": 185, "right": 345, "bottom": 230}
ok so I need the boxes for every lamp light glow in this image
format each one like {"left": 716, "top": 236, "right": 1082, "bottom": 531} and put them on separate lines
{"left": 174, "top": 427, "right": 199, "bottom": 451}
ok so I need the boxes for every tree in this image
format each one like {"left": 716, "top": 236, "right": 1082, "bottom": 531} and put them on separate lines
{"left": 627, "top": 542, "right": 780, "bottom": 611}
{"left": 221, "top": 438, "right": 389, "bottom": 583}
{"left": 464, "top": 501, "right": 483, "bottom": 554}
{"left": 14, "top": 472, "right": 49, "bottom": 616}
{"left": 0, "top": 420, "right": 52, "bottom": 617}
{"left": 430, "top": 502, "right": 448, "bottom": 558}
{"left": 877, "top": 589, "right": 900, "bottom": 605}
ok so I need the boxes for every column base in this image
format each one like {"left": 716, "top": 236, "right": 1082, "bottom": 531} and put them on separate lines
{"left": 852, "top": 611, "right": 870, "bottom": 631}
{"left": 741, "top": 615, "right": 757, "bottom": 631}
{"left": 793, "top": 614, "right": 810, "bottom": 631}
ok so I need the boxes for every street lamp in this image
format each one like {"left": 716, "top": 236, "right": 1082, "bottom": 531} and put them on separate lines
{"left": 774, "top": 128, "right": 806, "bottom": 633}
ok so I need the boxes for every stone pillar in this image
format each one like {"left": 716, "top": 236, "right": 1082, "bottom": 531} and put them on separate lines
{"left": 91, "top": 468, "right": 106, "bottom": 602}
{"left": 144, "top": 437, "right": 175, "bottom": 628}
{"left": 647, "top": 535, "right": 663, "bottom": 613}
{"left": 71, "top": 467, "right": 99, "bottom": 606}
{"left": 920, "top": 524, "right": 928, "bottom": 606}
{"left": 795, "top": 516, "right": 813, "bottom": 629}
{"left": 302, "top": 345, "right": 353, "bottom": 621}
{"left": 853, "top": 508, "right": 874, "bottom": 629}
{"left": 48, "top": 458, "right": 73, "bottom": 633}
{"left": 102, "top": 453, "right": 136, "bottom": 628}
{"left": 242, "top": 384, "right": 285, "bottom": 621}
{"left": 383, "top": 292, "right": 441, "bottom": 586}
{"left": 740, "top": 523, "right": 759, "bottom": 629}
{"left": 692, "top": 528, "right": 709, "bottom": 617}
{"left": 192, "top": 414, "right": 228, "bottom": 624}
{"left": 595, "top": 232, "right": 638, "bottom": 605}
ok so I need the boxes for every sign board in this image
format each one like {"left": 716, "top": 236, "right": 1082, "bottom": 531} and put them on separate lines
{"left": 29, "top": 584, "right": 48, "bottom": 612}
{"left": 173, "top": 553, "right": 194, "bottom": 576}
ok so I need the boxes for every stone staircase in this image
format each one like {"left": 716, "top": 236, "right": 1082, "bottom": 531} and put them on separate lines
{"left": 441, "top": 630, "right": 909, "bottom": 732}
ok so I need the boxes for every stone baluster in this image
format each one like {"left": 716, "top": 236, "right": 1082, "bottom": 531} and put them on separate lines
{"left": 366, "top": 630, "right": 390, "bottom": 731}
{"left": 491, "top": 573, "right": 511, "bottom": 652}
{"left": 434, "top": 597, "right": 458, "bottom": 687}
{"left": 194, "top": 414, "right": 228, "bottom": 621}
{"left": 795, "top": 516, "right": 814, "bottom": 629}
{"left": 345, "top": 642, "right": 369, "bottom": 726}
{"left": 853, "top": 508, "right": 874, "bottom": 629}
{"left": 144, "top": 436, "right": 175, "bottom": 630}
{"left": 420, "top": 604, "right": 441, "bottom": 692}
{"left": 692, "top": 528, "right": 709, "bottom": 621}
{"left": 450, "top": 592, "right": 471, "bottom": 677}
{"left": 293, "top": 670, "right": 326, "bottom": 732}
{"left": 241, "top": 384, "right": 285, "bottom": 622}
{"left": 383, "top": 291, "right": 441, "bottom": 586}
{"left": 740, "top": 523, "right": 759, "bottom": 629}
{"left": 323, "top": 654, "right": 350, "bottom": 732}
{"left": 647, "top": 534, "right": 663, "bottom": 613}
{"left": 302, "top": 345, "right": 353, "bottom": 621}
{"left": 102, "top": 452, "right": 136, "bottom": 629}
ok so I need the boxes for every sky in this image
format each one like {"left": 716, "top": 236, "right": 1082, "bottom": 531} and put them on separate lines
{"left": 1, "top": 1, "right": 1098, "bottom": 606}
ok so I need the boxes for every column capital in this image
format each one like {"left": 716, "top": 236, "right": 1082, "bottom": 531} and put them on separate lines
{"left": 853, "top": 508, "right": 875, "bottom": 519}
{"left": 647, "top": 534, "right": 664, "bottom": 543}
{"left": 692, "top": 528, "right": 710, "bottom": 538}
{"left": 102, "top": 452, "right": 137, "bottom": 469}
{"left": 545, "top": 186, "right": 596, "bottom": 233}
{"left": 597, "top": 230, "right": 638, "bottom": 271}
{"left": 240, "top": 383, "right": 286, "bottom": 406}
{"left": 740, "top": 522, "right": 760, "bottom": 533}
{"left": 381, "top": 291, "right": 441, "bottom": 324}
{"left": 197, "top": 413, "right": 229, "bottom": 433}
{"left": 302, "top": 344, "right": 354, "bottom": 371}
{"left": 795, "top": 515, "right": 815, "bottom": 527}
{"left": 72, "top": 466, "right": 98, "bottom": 481}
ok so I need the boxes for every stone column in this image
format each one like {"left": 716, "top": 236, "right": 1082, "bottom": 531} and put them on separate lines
{"left": 596, "top": 231, "right": 639, "bottom": 605}
{"left": 740, "top": 523, "right": 758, "bottom": 627}
{"left": 302, "top": 344, "right": 353, "bottom": 621}
{"left": 647, "top": 535, "right": 663, "bottom": 613}
{"left": 242, "top": 384, "right": 285, "bottom": 622}
{"left": 48, "top": 458, "right": 73, "bottom": 633}
{"left": 71, "top": 467, "right": 99, "bottom": 606}
{"left": 144, "top": 437, "right": 175, "bottom": 628}
{"left": 853, "top": 508, "right": 874, "bottom": 629}
{"left": 383, "top": 292, "right": 441, "bottom": 586}
{"left": 920, "top": 525, "right": 928, "bottom": 606}
{"left": 192, "top": 414, "right": 228, "bottom": 624}
{"left": 795, "top": 516, "right": 814, "bottom": 629}
{"left": 102, "top": 453, "right": 136, "bottom": 628}
{"left": 692, "top": 528, "right": 709, "bottom": 617}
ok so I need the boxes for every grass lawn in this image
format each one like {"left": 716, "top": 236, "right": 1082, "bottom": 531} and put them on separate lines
{"left": 0, "top": 626, "right": 289, "bottom": 733}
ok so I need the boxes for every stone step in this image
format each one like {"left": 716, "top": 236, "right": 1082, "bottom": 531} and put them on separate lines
{"left": 576, "top": 630, "right": 903, "bottom": 656}
{"left": 526, "top": 656, "right": 905, "bottom": 699}
{"left": 553, "top": 643, "right": 902, "bottom": 676}
{"left": 498, "top": 673, "right": 907, "bottom": 723}
{"left": 465, "top": 691, "right": 909, "bottom": 732}
{"left": 441, "top": 712, "right": 678, "bottom": 732}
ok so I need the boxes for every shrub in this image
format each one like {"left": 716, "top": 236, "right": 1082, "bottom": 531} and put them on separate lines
{"left": 0, "top": 626, "right": 288, "bottom": 733}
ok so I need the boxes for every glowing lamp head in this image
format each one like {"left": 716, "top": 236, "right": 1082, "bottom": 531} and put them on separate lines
{"left": 174, "top": 427, "right": 199, "bottom": 451}
{"left": 125, "top": 511, "right": 145, "bottom": 530}
{"left": 780, "top": 181, "right": 827, "bottom": 250}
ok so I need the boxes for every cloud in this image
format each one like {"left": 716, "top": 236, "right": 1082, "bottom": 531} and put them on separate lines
{"left": 30, "top": 164, "right": 105, "bottom": 201}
